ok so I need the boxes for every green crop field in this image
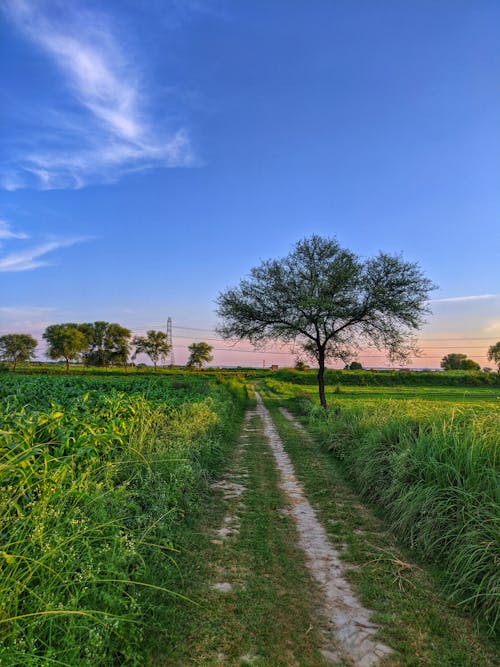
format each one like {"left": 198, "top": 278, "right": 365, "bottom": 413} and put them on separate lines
{"left": 0, "top": 372, "right": 246, "bottom": 666}
{"left": 1, "top": 369, "right": 498, "bottom": 665}
{"left": 262, "top": 377, "right": 499, "bottom": 634}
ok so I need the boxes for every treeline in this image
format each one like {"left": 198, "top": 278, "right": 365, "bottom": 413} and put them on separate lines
{"left": 274, "top": 368, "right": 500, "bottom": 387}
{"left": 0, "top": 322, "right": 213, "bottom": 371}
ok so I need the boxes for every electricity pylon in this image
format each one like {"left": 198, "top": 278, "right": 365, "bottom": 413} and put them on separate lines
{"left": 166, "top": 317, "right": 174, "bottom": 367}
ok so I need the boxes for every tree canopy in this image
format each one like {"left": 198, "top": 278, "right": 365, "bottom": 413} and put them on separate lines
{"left": 186, "top": 341, "right": 213, "bottom": 369}
{"left": 133, "top": 330, "right": 171, "bottom": 370}
{"left": 0, "top": 334, "right": 38, "bottom": 370}
{"left": 80, "top": 321, "right": 131, "bottom": 366}
{"left": 440, "top": 353, "right": 480, "bottom": 371}
{"left": 487, "top": 342, "right": 500, "bottom": 372}
{"left": 217, "top": 235, "right": 434, "bottom": 407}
{"left": 43, "top": 324, "right": 88, "bottom": 371}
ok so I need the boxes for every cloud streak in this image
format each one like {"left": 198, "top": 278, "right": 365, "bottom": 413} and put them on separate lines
{"left": 0, "top": 219, "right": 29, "bottom": 241}
{"left": 0, "top": 236, "right": 89, "bottom": 272}
{"left": 2, "top": 0, "right": 194, "bottom": 189}
{"left": 430, "top": 294, "right": 499, "bottom": 304}
{"left": 0, "top": 220, "right": 91, "bottom": 272}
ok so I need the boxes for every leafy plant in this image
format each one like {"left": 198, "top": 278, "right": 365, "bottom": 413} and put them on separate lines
{"left": 0, "top": 373, "right": 246, "bottom": 664}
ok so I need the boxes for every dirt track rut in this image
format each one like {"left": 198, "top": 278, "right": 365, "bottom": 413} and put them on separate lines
{"left": 255, "top": 393, "right": 391, "bottom": 667}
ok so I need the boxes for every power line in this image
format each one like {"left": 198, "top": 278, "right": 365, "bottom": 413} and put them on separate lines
{"left": 125, "top": 327, "right": 491, "bottom": 349}
{"left": 14, "top": 319, "right": 492, "bottom": 344}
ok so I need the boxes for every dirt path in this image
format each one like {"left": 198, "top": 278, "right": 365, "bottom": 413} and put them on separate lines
{"left": 159, "top": 404, "right": 333, "bottom": 665}
{"left": 255, "top": 393, "right": 391, "bottom": 667}
{"left": 154, "top": 391, "right": 499, "bottom": 665}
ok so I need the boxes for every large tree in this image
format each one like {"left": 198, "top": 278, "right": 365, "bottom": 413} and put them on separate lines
{"left": 133, "top": 330, "right": 171, "bottom": 370}
{"left": 186, "top": 341, "right": 213, "bottom": 369}
{"left": 440, "top": 353, "right": 480, "bottom": 371}
{"left": 217, "top": 235, "right": 434, "bottom": 407}
{"left": 43, "top": 324, "right": 88, "bottom": 371}
{"left": 486, "top": 342, "right": 500, "bottom": 372}
{"left": 0, "top": 333, "right": 38, "bottom": 370}
{"left": 81, "top": 321, "right": 131, "bottom": 367}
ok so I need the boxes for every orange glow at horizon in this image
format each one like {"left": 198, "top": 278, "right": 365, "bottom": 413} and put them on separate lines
{"left": 169, "top": 337, "right": 493, "bottom": 370}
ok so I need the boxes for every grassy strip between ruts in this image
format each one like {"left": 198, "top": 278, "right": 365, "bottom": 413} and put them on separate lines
{"left": 259, "top": 384, "right": 499, "bottom": 667}
{"left": 151, "top": 408, "right": 332, "bottom": 666}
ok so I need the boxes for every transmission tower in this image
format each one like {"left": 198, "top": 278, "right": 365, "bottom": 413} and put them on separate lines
{"left": 166, "top": 317, "right": 174, "bottom": 367}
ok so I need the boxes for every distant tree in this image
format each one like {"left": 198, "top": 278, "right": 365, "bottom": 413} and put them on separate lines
{"left": 133, "top": 330, "right": 171, "bottom": 370}
{"left": 440, "top": 353, "right": 480, "bottom": 371}
{"left": 0, "top": 333, "right": 38, "bottom": 370}
{"left": 487, "top": 341, "right": 500, "bottom": 372}
{"left": 460, "top": 359, "right": 481, "bottom": 371}
{"left": 217, "top": 235, "right": 434, "bottom": 408}
{"left": 344, "top": 361, "right": 363, "bottom": 370}
{"left": 81, "top": 321, "right": 131, "bottom": 366}
{"left": 43, "top": 324, "right": 88, "bottom": 371}
{"left": 187, "top": 341, "right": 213, "bottom": 369}
{"left": 294, "top": 359, "right": 309, "bottom": 371}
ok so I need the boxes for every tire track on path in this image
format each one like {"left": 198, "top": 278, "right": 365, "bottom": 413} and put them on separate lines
{"left": 255, "top": 392, "right": 392, "bottom": 667}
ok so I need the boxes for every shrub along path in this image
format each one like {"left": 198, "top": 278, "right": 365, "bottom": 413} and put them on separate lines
{"left": 155, "top": 392, "right": 498, "bottom": 666}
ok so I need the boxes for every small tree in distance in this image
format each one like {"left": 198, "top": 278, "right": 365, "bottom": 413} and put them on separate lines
{"left": 487, "top": 342, "right": 500, "bottom": 372}
{"left": 43, "top": 324, "right": 88, "bottom": 371}
{"left": 217, "top": 235, "right": 434, "bottom": 408}
{"left": 0, "top": 333, "right": 38, "bottom": 370}
{"left": 187, "top": 342, "right": 213, "bottom": 369}
{"left": 344, "top": 361, "right": 363, "bottom": 370}
{"left": 133, "top": 330, "right": 171, "bottom": 370}
{"left": 440, "top": 353, "right": 480, "bottom": 371}
{"left": 294, "top": 359, "right": 309, "bottom": 371}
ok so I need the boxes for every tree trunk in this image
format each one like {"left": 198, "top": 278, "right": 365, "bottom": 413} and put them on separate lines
{"left": 317, "top": 348, "right": 327, "bottom": 409}
{"left": 65, "top": 357, "right": 70, "bottom": 372}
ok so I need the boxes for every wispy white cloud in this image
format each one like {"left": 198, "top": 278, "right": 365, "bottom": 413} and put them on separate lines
{"left": 2, "top": 0, "right": 194, "bottom": 190}
{"left": 430, "top": 294, "right": 499, "bottom": 304}
{"left": 0, "top": 219, "right": 29, "bottom": 241}
{"left": 0, "top": 237, "right": 89, "bottom": 272}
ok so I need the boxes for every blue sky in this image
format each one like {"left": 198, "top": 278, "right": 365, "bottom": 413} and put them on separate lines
{"left": 1, "top": 0, "right": 499, "bottom": 367}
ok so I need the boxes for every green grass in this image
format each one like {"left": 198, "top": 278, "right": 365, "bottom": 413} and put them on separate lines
{"left": 0, "top": 373, "right": 246, "bottom": 665}
{"left": 265, "top": 377, "right": 500, "bottom": 408}
{"left": 260, "top": 386, "right": 499, "bottom": 665}
{"left": 262, "top": 379, "right": 499, "bottom": 635}
{"left": 3, "top": 370, "right": 497, "bottom": 662}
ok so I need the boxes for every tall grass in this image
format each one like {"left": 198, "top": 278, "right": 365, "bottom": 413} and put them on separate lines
{"left": 0, "top": 374, "right": 245, "bottom": 665}
{"left": 306, "top": 400, "right": 499, "bottom": 634}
